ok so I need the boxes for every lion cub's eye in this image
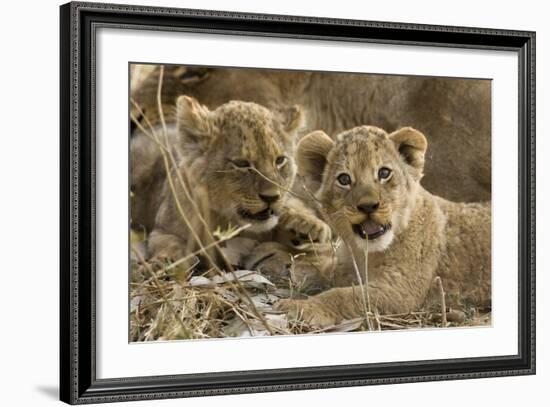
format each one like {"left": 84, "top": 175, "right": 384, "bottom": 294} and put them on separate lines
{"left": 231, "top": 159, "right": 251, "bottom": 169}
{"left": 336, "top": 173, "right": 352, "bottom": 187}
{"left": 275, "top": 156, "right": 287, "bottom": 167}
{"left": 378, "top": 167, "right": 392, "bottom": 180}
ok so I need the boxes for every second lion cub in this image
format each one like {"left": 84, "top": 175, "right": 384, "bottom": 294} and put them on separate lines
{"left": 276, "top": 126, "right": 491, "bottom": 327}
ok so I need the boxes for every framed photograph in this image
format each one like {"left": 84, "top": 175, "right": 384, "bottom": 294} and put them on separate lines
{"left": 60, "top": 1, "right": 535, "bottom": 404}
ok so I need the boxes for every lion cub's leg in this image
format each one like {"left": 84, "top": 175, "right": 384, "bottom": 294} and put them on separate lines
{"left": 146, "top": 179, "right": 213, "bottom": 276}
{"left": 276, "top": 265, "right": 435, "bottom": 327}
{"left": 276, "top": 196, "right": 331, "bottom": 246}
{"left": 275, "top": 286, "right": 408, "bottom": 328}
{"left": 147, "top": 228, "right": 187, "bottom": 264}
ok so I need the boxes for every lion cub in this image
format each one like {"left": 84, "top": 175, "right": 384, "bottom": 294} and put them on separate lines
{"left": 134, "top": 96, "right": 330, "bottom": 271}
{"left": 276, "top": 126, "right": 491, "bottom": 326}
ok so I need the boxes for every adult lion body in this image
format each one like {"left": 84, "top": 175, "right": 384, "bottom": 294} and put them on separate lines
{"left": 275, "top": 126, "right": 491, "bottom": 327}
{"left": 132, "top": 66, "right": 491, "bottom": 203}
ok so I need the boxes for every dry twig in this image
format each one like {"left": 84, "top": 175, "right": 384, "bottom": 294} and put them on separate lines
{"left": 434, "top": 276, "right": 447, "bottom": 327}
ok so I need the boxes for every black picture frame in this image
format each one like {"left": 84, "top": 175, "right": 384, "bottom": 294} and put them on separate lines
{"left": 60, "top": 1, "right": 536, "bottom": 404}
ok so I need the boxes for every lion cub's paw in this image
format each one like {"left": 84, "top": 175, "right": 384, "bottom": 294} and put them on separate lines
{"left": 279, "top": 210, "right": 331, "bottom": 245}
{"left": 275, "top": 298, "right": 338, "bottom": 328}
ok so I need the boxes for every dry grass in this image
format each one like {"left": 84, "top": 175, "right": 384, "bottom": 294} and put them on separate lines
{"left": 130, "top": 235, "right": 491, "bottom": 341}
{"left": 129, "top": 64, "right": 491, "bottom": 342}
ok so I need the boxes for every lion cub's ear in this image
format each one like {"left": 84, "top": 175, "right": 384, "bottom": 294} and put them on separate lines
{"left": 389, "top": 127, "right": 428, "bottom": 176}
{"left": 176, "top": 95, "right": 214, "bottom": 150}
{"left": 297, "top": 130, "right": 335, "bottom": 191}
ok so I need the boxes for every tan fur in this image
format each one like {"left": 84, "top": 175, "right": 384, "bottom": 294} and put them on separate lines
{"left": 275, "top": 126, "right": 491, "bottom": 327}
{"left": 136, "top": 96, "right": 331, "bottom": 270}
{"left": 132, "top": 65, "right": 491, "bottom": 203}
{"left": 130, "top": 130, "right": 180, "bottom": 232}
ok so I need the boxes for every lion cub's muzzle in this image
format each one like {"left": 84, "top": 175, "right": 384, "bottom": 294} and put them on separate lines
{"left": 352, "top": 221, "right": 391, "bottom": 240}
{"left": 237, "top": 193, "right": 283, "bottom": 225}
{"left": 238, "top": 207, "right": 275, "bottom": 221}
{"left": 349, "top": 201, "right": 392, "bottom": 241}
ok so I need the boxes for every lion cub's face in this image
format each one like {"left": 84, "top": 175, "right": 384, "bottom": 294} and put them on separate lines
{"left": 297, "top": 126, "right": 427, "bottom": 252}
{"left": 177, "top": 96, "right": 304, "bottom": 233}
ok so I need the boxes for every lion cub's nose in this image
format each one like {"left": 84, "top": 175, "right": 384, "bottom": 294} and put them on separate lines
{"left": 357, "top": 201, "right": 380, "bottom": 214}
{"left": 259, "top": 193, "right": 280, "bottom": 204}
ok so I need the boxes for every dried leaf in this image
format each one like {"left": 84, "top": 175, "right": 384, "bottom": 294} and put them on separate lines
{"left": 212, "top": 270, "right": 275, "bottom": 288}
{"left": 188, "top": 276, "right": 214, "bottom": 287}
{"left": 248, "top": 293, "right": 280, "bottom": 309}
{"left": 223, "top": 313, "right": 288, "bottom": 337}
{"left": 316, "top": 318, "right": 364, "bottom": 333}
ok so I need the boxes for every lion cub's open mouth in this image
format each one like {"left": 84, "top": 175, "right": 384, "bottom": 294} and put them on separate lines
{"left": 238, "top": 207, "right": 275, "bottom": 222}
{"left": 352, "top": 220, "right": 390, "bottom": 240}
